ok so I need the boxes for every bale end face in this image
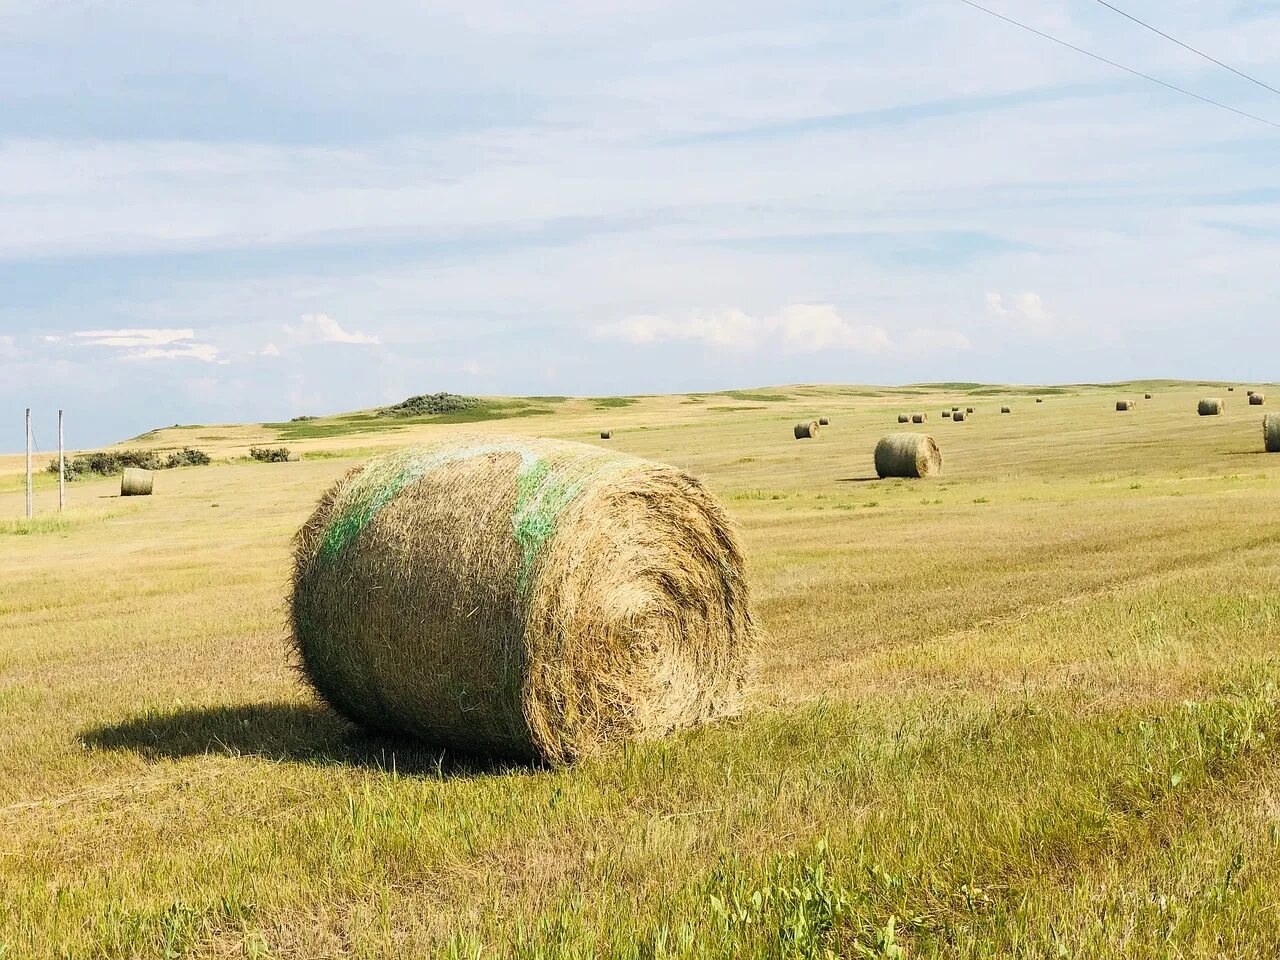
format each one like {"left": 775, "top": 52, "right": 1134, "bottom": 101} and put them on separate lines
{"left": 794, "top": 421, "right": 820, "bottom": 439}
{"left": 1000, "top": 406, "right": 1011, "bottom": 414}
{"left": 600, "top": 430, "right": 613, "bottom": 439}
{"left": 897, "top": 414, "right": 910, "bottom": 424}
{"left": 965, "top": 407, "right": 975, "bottom": 414}
{"left": 818, "top": 417, "right": 830, "bottom": 426}
{"left": 1116, "top": 400, "right": 1132, "bottom": 411}
{"left": 1198, "top": 399, "right": 1226, "bottom": 416}
{"left": 1249, "top": 394, "right": 1265, "bottom": 406}
{"left": 874, "top": 433, "right": 942, "bottom": 478}
{"left": 1144, "top": 393, "right": 1153, "bottom": 399}
{"left": 942, "top": 411, "right": 952, "bottom": 419}
{"left": 1036, "top": 398, "right": 1043, "bottom": 403}
{"left": 120, "top": 468, "right": 154, "bottom": 496}
{"left": 290, "top": 436, "right": 755, "bottom": 764}
{"left": 911, "top": 414, "right": 926, "bottom": 424}
{"left": 952, "top": 411, "right": 966, "bottom": 422}
{"left": 1265, "top": 414, "right": 1280, "bottom": 453}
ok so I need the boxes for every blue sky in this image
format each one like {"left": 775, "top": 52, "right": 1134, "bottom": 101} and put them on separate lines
{"left": 2, "top": 0, "right": 1279, "bottom": 448}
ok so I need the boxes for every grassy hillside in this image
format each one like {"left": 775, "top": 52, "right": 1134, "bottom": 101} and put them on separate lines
{"left": 1, "top": 381, "right": 1278, "bottom": 958}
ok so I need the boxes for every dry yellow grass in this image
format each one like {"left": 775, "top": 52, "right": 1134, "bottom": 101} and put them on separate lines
{"left": 2, "top": 379, "right": 1279, "bottom": 958}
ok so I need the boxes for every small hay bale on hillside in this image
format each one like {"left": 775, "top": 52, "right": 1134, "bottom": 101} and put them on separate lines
{"left": 1229, "top": 387, "right": 1235, "bottom": 392}
{"left": 875, "top": 433, "right": 942, "bottom": 479}
{"left": 1145, "top": 393, "right": 1153, "bottom": 399}
{"left": 953, "top": 411, "right": 966, "bottom": 422}
{"left": 942, "top": 410, "right": 952, "bottom": 419}
{"left": 1198, "top": 398, "right": 1225, "bottom": 416}
{"left": 1001, "top": 406, "right": 1011, "bottom": 414}
{"left": 898, "top": 414, "right": 910, "bottom": 423}
{"left": 966, "top": 407, "right": 975, "bottom": 414}
{"left": 951, "top": 406, "right": 959, "bottom": 412}
{"left": 1247, "top": 390, "right": 1255, "bottom": 397}
{"left": 600, "top": 430, "right": 613, "bottom": 440}
{"left": 1116, "top": 400, "right": 1134, "bottom": 411}
{"left": 1250, "top": 393, "right": 1265, "bottom": 406}
{"left": 1266, "top": 414, "right": 1280, "bottom": 453}
{"left": 121, "top": 468, "right": 153, "bottom": 497}
{"left": 287, "top": 451, "right": 302, "bottom": 462}
{"left": 1036, "top": 398, "right": 1043, "bottom": 403}
{"left": 794, "top": 421, "right": 820, "bottom": 439}
{"left": 291, "top": 435, "right": 755, "bottom": 764}
{"left": 912, "top": 414, "right": 927, "bottom": 424}
{"left": 819, "top": 417, "right": 830, "bottom": 426}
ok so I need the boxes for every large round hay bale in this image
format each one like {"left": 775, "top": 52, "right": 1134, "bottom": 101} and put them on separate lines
{"left": 942, "top": 410, "right": 952, "bottom": 419}
{"left": 794, "top": 421, "right": 820, "bottom": 439}
{"left": 599, "top": 430, "right": 613, "bottom": 439}
{"left": 121, "top": 468, "right": 153, "bottom": 496}
{"left": 1249, "top": 393, "right": 1265, "bottom": 406}
{"left": 911, "top": 414, "right": 926, "bottom": 424}
{"left": 897, "top": 414, "right": 910, "bottom": 424}
{"left": 1266, "top": 414, "right": 1280, "bottom": 453}
{"left": 1001, "top": 406, "right": 1011, "bottom": 414}
{"left": 291, "top": 436, "right": 754, "bottom": 763}
{"left": 1116, "top": 400, "right": 1133, "bottom": 411}
{"left": 953, "top": 411, "right": 966, "bottom": 422}
{"left": 1198, "top": 398, "right": 1225, "bottom": 416}
{"left": 818, "top": 417, "right": 830, "bottom": 426}
{"left": 874, "top": 433, "right": 942, "bottom": 478}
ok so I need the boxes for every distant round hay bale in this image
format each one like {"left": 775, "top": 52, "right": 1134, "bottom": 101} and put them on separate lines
{"left": 966, "top": 407, "right": 975, "bottom": 414}
{"left": 1266, "top": 414, "right": 1280, "bottom": 453}
{"left": 897, "top": 414, "right": 910, "bottom": 423}
{"left": 1198, "top": 398, "right": 1225, "bottom": 416}
{"left": 953, "top": 411, "right": 966, "bottom": 422}
{"left": 1036, "top": 398, "right": 1043, "bottom": 403}
{"left": 1001, "top": 406, "right": 1011, "bottom": 414}
{"left": 1249, "top": 393, "right": 1265, "bottom": 406}
{"left": 1247, "top": 390, "right": 1255, "bottom": 397}
{"left": 1229, "top": 387, "right": 1235, "bottom": 392}
{"left": 120, "top": 468, "right": 153, "bottom": 497}
{"left": 818, "top": 417, "right": 830, "bottom": 426}
{"left": 600, "top": 430, "right": 613, "bottom": 439}
{"left": 794, "top": 421, "right": 820, "bottom": 439}
{"left": 951, "top": 406, "right": 960, "bottom": 412}
{"left": 287, "top": 451, "right": 302, "bottom": 462}
{"left": 942, "top": 410, "right": 952, "bottom": 419}
{"left": 291, "top": 436, "right": 755, "bottom": 764}
{"left": 1116, "top": 400, "right": 1134, "bottom": 411}
{"left": 911, "top": 414, "right": 926, "bottom": 424}
{"left": 875, "top": 433, "right": 942, "bottom": 478}
{"left": 1145, "top": 393, "right": 1153, "bottom": 399}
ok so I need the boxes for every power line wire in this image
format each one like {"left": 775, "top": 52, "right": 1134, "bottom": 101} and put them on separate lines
{"left": 1090, "top": 0, "right": 1280, "bottom": 99}
{"left": 955, "top": 0, "right": 1280, "bottom": 130}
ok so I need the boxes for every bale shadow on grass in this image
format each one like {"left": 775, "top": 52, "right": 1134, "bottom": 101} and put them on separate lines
{"left": 835, "top": 476, "right": 881, "bottom": 483}
{"left": 80, "top": 702, "right": 526, "bottom": 779}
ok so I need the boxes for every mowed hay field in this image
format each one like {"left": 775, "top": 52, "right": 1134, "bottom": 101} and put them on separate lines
{"left": 2, "top": 380, "right": 1279, "bottom": 959}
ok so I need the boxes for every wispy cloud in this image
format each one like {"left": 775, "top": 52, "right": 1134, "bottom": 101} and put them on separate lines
{"left": 595, "top": 304, "right": 890, "bottom": 354}
{"left": 281, "top": 314, "right": 380, "bottom": 346}
{"left": 123, "top": 343, "right": 222, "bottom": 363}
{"left": 71, "top": 327, "right": 221, "bottom": 362}
{"left": 986, "top": 292, "right": 1055, "bottom": 334}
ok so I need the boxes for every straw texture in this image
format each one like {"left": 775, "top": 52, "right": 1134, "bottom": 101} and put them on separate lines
{"left": 911, "top": 414, "right": 926, "bottom": 424}
{"left": 953, "top": 411, "right": 966, "bottom": 422}
{"left": 120, "top": 468, "right": 153, "bottom": 496}
{"left": 1250, "top": 394, "right": 1265, "bottom": 406}
{"left": 1266, "top": 414, "right": 1280, "bottom": 453}
{"left": 897, "top": 414, "right": 910, "bottom": 424}
{"left": 874, "top": 433, "right": 942, "bottom": 478}
{"left": 818, "top": 417, "right": 830, "bottom": 426}
{"left": 1199, "top": 399, "right": 1225, "bottom": 416}
{"left": 1116, "top": 400, "right": 1134, "bottom": 411}
{"left": 291, "top": 436, "right": 754, "bottom": 763}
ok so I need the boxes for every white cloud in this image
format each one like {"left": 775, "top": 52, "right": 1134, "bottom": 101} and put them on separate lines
{"left": 0, "top": 335, "right": 16, "bottom": 357}
{"left": 595, "top": 304, "right": 888, "bottom": 354}
{"left": 257, "top": 343, "right": 281, "bottom": 357}
{"left": 282, "top": 313, "right": 380, "bottom": 346}
{"left": 123, "top": 343, "right": 222, "bottom": 363}
{"left": 776, "top": 304, "right": 890, "bottom": 353}
{"left": 73, "top": 328, "right": 195, "bottom": 347}
{"left": 986, "top": 292, "right": 1054, "bottom": 332}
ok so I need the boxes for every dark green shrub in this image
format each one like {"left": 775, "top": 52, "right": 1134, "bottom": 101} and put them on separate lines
{"left": 50, "top": 447, "right": 211, "bottom": 481}
{"left": 250, "top": 447, "right": 292, "bottom": 463}
{"left": 378, "top": 393, "right": 480, "bottom": 418}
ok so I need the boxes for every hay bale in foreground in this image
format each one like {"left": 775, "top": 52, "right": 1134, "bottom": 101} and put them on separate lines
{"left": 1198, "top": 398, "right": 1225, "bottom": 416}
{"left": 1266, "top": 414, "right": 1280, "bottom": 453}
{"left": 600, "top": 430, "right": 613, "bottom": 439}
{"left": 912, "top": 414, "right": 926, "bottom": 424}
{"left": 1001, "top": 406, "right": 1011, "bottom": 414}
{"left": 819, "top": 417, "right": 830, "bottom": 426}
{"left": 291, "top": 436, "right": 754, "bottom": 763}
{"left": 953, "top": 411, "right": 966, "bottom": 422}
{"left": 1250, "top": 394, "right": 1265, "bottom": 406}
{"left": 1116, "top": 400, "right": 1134, "bottom": 411}
{"left": 794, "top": 421, "right": 820, "bottom": 439}
{"left": 897, "top": 414, "right": 910, "bottom": 423}
{"left": 875, "top": 433, "right": 942, "bottom": 478}
{"left": 120, "top": 468, "right": 153, "bottom": 497}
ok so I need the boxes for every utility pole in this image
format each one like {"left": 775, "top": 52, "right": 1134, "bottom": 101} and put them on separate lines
{"left": 58, "top": 410, "right": 65, "bottom": 511}
{"left": 25, "top": 407, "right": 32, "bottom": 519}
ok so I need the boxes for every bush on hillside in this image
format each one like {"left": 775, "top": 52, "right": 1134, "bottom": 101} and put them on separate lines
{"left": 378, "top": 392, "right": 480, "bottom": 418}
{"left": 50, "top": 447, "right": 211, "bottom": 481}
{"left": 250, "top": 446, "right": 292, "bottom": 463}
